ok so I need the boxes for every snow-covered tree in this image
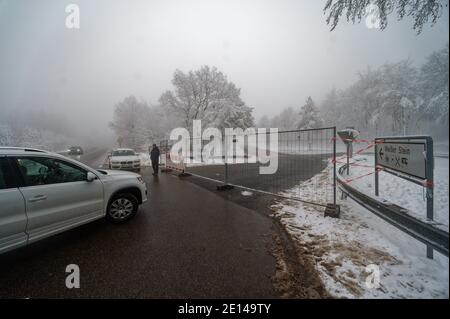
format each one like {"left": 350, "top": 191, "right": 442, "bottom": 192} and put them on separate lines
{"left": 320, "top": 59, "right": 423, "bottom": 136}
{"left": 208, "top": 101, "right": 254, "bottom": 132}
{"left": 159, "top": 66, "right": 254, "bottom": 132}
{"left": 321, "top": 88, "right": 342, "bottom": 127}
{"left": 108, "top": 95, "right": 184, "bottom": 149}
{"left": 376, "top": 61, "right": 419, "bottom": 135}
{"left": 270, "top": 107, "right": 299, "bottom": 131}
{"left": 297, "top": 97, "right": 323, "bottom": 129}
{"left": 418, "top": 44, "right": 449, "bottom": 129}
{"left": 0, "top": 107, "right": 76, "bottom": 151}
{"left": 109, "top": 96, "right": 154, "bottom": 150}
{"left": 257, "top": 115, "right": 272, "bottom": 128}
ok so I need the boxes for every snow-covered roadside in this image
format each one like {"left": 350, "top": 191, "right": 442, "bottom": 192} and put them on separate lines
{"left": 0, "top": 124, "right": 77, "bottom": 152}
{"left": 344, "top": 154, "right": 449, "bottom": 227}
{"left": 271, "top": 166, "right": 449, "bottom": 298}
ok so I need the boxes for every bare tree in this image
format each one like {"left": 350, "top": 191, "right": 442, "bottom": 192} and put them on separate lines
{"left": 324, "top": 0, "right": 447, "bottom": 33}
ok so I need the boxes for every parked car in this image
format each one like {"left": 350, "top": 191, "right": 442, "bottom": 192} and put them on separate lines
{"left": 68, "top": 146, "right": 84, "bottom": 156}
{"left": 108, "top": 148, "right": 141, "bottom": 172}
{"left": 0, "top": 147, "right": 148, "bottom": 254}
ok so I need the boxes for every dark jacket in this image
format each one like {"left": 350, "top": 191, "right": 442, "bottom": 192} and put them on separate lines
{"left": 150, "top": 147, "right": 160, "bottom": 162}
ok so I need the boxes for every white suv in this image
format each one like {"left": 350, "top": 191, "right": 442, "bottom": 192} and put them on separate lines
{"left": 0, "top": 147, "right": 148, "bottom": 254}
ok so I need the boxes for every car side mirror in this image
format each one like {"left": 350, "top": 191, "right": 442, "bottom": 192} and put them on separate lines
{"left": 86, "top": 172, "right": 97, "bottom": 182}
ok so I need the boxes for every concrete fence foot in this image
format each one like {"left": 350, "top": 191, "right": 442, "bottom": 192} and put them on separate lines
{"left": 324, "top": 204, "right": 341, "bottom": 219}
{"left": 217, "top": 184, "right": 234, "bottom": 191}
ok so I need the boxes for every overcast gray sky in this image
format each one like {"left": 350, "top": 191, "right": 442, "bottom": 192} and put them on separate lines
{"left": 0, "top": 0, "right": 448, "bottom": 133}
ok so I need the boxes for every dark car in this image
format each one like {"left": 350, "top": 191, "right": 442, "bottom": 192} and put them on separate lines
{"left": 68, "top": 146, "right": 84, "bottom": 156}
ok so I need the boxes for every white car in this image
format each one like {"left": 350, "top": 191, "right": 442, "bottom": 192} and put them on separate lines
{"left": 0, "top": 147, "right": 148, "bottom": 254}
{"left": 108, "top": 148, "right": 141, "bottom": 172}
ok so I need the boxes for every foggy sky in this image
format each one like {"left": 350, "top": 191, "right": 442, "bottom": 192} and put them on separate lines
{"left": 0, "top": 0, "right": 448, "bottom": 139}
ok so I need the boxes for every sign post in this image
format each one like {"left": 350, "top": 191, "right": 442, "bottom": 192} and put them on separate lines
{"left": 337, "top": 128, "right": 359, "bottom": 176}
{"left": 374, "top": 136, "right": 434, "bottom": 258}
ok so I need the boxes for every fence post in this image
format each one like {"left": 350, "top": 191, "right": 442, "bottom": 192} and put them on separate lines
{"left": 217, "top": 133, "right": 234, "bottom": 191}
{"left": 333, "top": 127, "right": 337, "bottom": 207}
{"left": 325, "top": 127, "right": 340, "bottom": 218}
{"left": 375, "top": 140, "right": 379, "bottom": 197}
{"left": 426, "top": 137, "right": 434, "bottom": 222}
{"left": 225, "top": 162, "right": 229, "bottom": 185}
{"left": 426, "top": 137, "right": 434, "bottom": 259}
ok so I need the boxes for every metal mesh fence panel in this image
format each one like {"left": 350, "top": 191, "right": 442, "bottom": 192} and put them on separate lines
{"left": 163, "top": 127, "right": 337, "bottom": 207}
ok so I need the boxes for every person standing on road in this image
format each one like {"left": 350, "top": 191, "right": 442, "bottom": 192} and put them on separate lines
{"left": 150, "top": 144, "right": 160, "bottom": 176}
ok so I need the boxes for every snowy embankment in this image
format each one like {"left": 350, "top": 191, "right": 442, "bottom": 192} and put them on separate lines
{"left": 0, "top": 124, "right": 77, "bottom": 152}
{"left": 344, "top": 154, "right": 448, "bottom": 227}
{"left": 272, "top": 161, "right": 449, "bottom": 298}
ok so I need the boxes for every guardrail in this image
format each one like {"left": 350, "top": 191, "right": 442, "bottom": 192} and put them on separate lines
{"left": 337, "top": 164, "right": 449, "bottom": 258}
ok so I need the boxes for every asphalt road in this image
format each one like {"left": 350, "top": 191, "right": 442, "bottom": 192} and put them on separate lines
{"left": 186, "top": 153, "right": 333, "bottom": 201}
{"left": 0, "top": 164, "right": 276, "bottom": 298}
{"left": 0, "top": 149, "right": 333, "bottom": 298}
{"left": 69, "top": 147, "right": 109, "bottom": 169}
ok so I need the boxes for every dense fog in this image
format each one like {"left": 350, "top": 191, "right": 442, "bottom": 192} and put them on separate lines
{"left": 0, "top": 0, "right": 448, "bottom": 151}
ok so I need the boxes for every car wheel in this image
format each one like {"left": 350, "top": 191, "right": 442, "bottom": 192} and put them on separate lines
{"left": 106, "top": 193, "right": 139, "bottom": 223}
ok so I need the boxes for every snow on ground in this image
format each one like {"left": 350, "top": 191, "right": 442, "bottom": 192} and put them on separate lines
{"left": 434, "top": 141, "right": 449, "bottom": 157}
{"left": 272, "top": 165, "right": 449, "bottom": 299}
{"left": 0, "top": 124, "right": 76, "bottom": 152}
{"left": 344, "top": 154, "right": 449, "bottom": 227}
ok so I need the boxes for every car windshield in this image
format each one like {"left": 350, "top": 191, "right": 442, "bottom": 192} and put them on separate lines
{"left": 112, "top": 150, "right": 135, "bottom": 156}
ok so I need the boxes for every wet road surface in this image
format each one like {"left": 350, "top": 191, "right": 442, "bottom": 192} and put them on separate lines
{"left": 0, "top": 168, "right": 276, "bottom": 298}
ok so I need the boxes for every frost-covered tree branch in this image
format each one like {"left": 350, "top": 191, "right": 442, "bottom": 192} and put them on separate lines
{"left": 324, "top": 0, "right": 448, "bottom": 33}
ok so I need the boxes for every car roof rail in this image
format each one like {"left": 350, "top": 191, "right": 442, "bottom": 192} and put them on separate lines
{"left": 0, "top": 146, "right": 50, "bottom": 153}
